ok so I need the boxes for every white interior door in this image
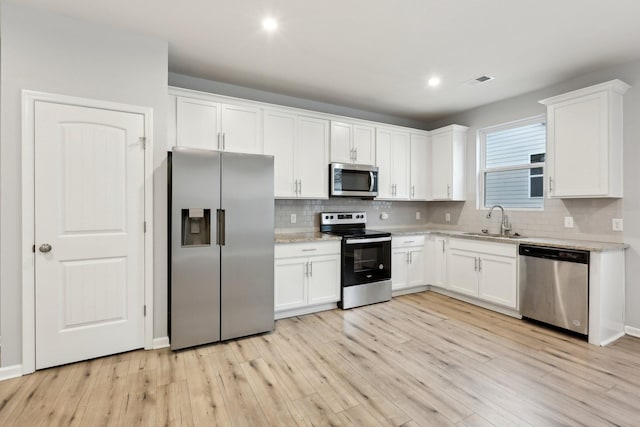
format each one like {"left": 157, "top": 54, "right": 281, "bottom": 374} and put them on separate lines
{"left": 34, "top": 101, "right": 145, "bottom": 369}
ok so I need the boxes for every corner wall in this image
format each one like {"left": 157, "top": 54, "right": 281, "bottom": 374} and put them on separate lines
{"left": 427, "top": 59, "right": 640, "bottom": 330}
{"left": 0, "top": 2, "right": 169, "bottom": 366}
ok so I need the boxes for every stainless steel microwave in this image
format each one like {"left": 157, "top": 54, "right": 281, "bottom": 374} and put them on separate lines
{"left": 330, "top": 163, "right": 378, "bottom": 198}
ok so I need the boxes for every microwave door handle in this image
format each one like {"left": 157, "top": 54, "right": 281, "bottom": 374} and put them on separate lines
{"left": 369, "top": 171, "right": 375, "bottom": 192}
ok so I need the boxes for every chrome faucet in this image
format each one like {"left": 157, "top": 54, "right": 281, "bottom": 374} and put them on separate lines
{"left": 486, "top": 205, "right": 512, "bottom": 236}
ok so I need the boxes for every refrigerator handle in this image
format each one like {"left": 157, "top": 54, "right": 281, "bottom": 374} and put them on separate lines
{"left": 216, "top": 209, "right": 226, "bottom": 246}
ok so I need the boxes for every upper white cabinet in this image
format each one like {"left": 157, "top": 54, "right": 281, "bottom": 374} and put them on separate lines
{"left": 175, "top": 96, "right": 261, "bottom": 154}
{"left": 410, "top": 132, "right": 429, "bottom": 200}
{"left": 428, "top": 125, "right": 467, "bottom": 201}
{"left": 330, "top": 121, "right": 375, "bottom": 165}
{"left": 540, "top": 79, "right": 630, "bottom": 198}
{"left": 376, "top": 127, "right": 410, "bottom": 199}
{"left": 264, "top": 110, "right": 329, "bottom": 199}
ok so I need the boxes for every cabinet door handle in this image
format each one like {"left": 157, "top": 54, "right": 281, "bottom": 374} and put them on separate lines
{"left": 447, "top": 184, "right": 451, "bottom": 198}
{"left": 441, "top": 240, "right": 445, "bottom": 253}
{"left": 299, "top": 180, "right": 302, "bottom": 195}
{"left": 302, "top": 248, "right": 317, "bottom": 252}
{"left": 354, "top": 147, "right": 358, "bottom": 161}
{"left": 478, "top": 258, "right": 482, "bottom": 272}
{"left": 217, "top": 132, "right": 221, "bottom": 150}
{"left": 409, "top": 251, "right": 413, "bottom": 264}
{"left": 549, "top": 177, "right": 553, "bottom": 195}
{"left": 222, "top": 132, "right": 226, "bottom": 151}
{"left": 309, "top": 261, "right": 313, "bottom": 277}
{"left": 474, "top": 257, "right": 478, "bottom": 271}
{"left": 304, "top": 261, "right": 309, "bottom": 277}
{"left": 411, "top": 185, "right": 415, "bottom": 197}
{"left": 404, "top": 240, "right": 415, "bottom": 244}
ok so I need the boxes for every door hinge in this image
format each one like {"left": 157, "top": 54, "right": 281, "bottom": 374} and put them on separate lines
{"left": 143, "top": 221, "right": 147, "bottom": 233}
{"left": 144, "top": 305, "right": 147, "bottom": 316}
{"left": 32, "top": 244, "right": 36, "bottom": 253}
{"left": 139, "top": 136, "right": 147, "bottom": 149}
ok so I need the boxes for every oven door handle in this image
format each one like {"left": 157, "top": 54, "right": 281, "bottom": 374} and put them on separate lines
{"left": 345, "top": 236, "right": 391, "bottom": 244}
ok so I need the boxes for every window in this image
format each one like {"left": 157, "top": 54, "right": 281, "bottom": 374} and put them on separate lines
{"left": 478, "top": 116, "right": 546, "bottom": 209}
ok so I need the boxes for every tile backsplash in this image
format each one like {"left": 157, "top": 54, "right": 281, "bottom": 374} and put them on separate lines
{"left": 275, "top": 199, "right": 429, "bottom": 231}
{"left": 276, "top": 198, "right": 624, "bottom": 243}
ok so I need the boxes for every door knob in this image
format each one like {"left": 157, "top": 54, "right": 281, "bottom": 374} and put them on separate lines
{"left": 39, "top": 243, "right": 52, "bottom": 253}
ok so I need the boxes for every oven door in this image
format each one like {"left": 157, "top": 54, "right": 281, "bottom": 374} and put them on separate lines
{"left": 342, "top": 237, "right": 391, "bottom": 287}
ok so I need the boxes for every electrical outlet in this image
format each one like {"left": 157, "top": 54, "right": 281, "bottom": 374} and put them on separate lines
{"left": 416, "top": 211, "right": 421, "bottom": 220}
{"left": 564, "top": 216, "right": 574, "bottom": 228}
{"left": 380, "top": 212, "right": 389, "bottom": 220}
{"left": 445, "top": 212, "right": 451, "bottom": 222}
{"left": 612, "top": 218, "right": 623, "bottom": 232}
{"left": 290, "top": 214, "right": 296, "bottom": 224}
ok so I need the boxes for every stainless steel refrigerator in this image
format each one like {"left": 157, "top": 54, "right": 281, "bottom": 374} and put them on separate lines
{"left": 169, "top": 148, "right": 274, "bottom": 350}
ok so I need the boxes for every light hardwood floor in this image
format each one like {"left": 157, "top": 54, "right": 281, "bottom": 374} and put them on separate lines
{"left": 1, "top": 291, "right": 640, "bottom": 426}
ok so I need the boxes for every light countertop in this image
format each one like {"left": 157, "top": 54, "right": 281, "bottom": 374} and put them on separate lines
{"left": 275, "top": 227, "right": 627, "bottom": 252}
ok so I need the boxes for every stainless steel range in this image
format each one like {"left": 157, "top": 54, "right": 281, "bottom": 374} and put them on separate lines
{"left": 320, "top": 212, "right": 392, "bottom": 309}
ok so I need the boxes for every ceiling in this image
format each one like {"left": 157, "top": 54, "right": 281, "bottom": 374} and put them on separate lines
{"left": 16, "top": 0, "right": 640, "bottom": 121}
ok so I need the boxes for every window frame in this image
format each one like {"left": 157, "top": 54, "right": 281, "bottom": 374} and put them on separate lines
{"left": 476, "top": 114, "right": 546, "bottom": 211}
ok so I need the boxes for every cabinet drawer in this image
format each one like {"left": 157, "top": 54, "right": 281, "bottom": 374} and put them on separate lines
{"left": 448, "top": 238, "right": 516, "bottom": 258}
{"left": 275, "top": 241, "right": 341, "bottom": 258}
{"left": 392, "top": 235, "right": 425, "bottom": 248}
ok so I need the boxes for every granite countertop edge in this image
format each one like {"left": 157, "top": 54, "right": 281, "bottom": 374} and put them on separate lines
{"left": 274, "top": 228, "right": 628, "bottom": 252}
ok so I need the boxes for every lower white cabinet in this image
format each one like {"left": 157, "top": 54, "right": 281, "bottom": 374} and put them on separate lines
{"left": 274, "top": 241, "right": 341, "bottom": 316}
{"left": 446, "top": 238, "right": 517, "bottom": 309}
{"left": 392, "top": 235, "right": 427, "bottom": 291}
{"left": 427, "top": 235, "right": 447, "bottom": 287}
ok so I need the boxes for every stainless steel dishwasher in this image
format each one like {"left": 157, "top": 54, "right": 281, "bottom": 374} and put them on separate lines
{"left": 519, "top": 244, "right": 589, "bottom": 335}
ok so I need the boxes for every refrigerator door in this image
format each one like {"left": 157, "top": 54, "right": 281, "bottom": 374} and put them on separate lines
{"left": 220, "top": 152, "right": 275, "bottom": 340}
{"left": 170, "top": 149, "right": 221, "bottom": 349}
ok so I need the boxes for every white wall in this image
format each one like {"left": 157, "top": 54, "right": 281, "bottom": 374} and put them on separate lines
{"left": 0, "top": 2, "right": 169, "bottom": 366}
{"left": 427, "top": 59, "right": 640, "bottom": 330}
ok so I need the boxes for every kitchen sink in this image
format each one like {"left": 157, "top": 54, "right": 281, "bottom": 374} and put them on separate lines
{"left": 462, "top": 232, "right": 524, "bottom": 239}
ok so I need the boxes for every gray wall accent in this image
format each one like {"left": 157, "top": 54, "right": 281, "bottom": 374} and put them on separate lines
{"left": 426, "top": 59, "right": 640, "bottom": 330}
{"left": 0, "top": 2, "right": 169, "bottom": 366}
{"left": 275, "top": 199, "right": 428, "bottom": 231}
{"left": 169, "top": 72, "right": 430, "bottom": 130}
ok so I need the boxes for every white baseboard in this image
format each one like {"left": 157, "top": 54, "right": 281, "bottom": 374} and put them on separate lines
{"left": 624, "top": 325, "right": 640, "bottom": 338}
{"left": 275, "top": 303, "right": 338, "bottom": 320}
{"left": 392, "top": 285, "right": 429, "bottom": 297}
{"left": 0, "top": 365, "right": 23, "bottom": 381}
{"left": 152, "top": 336, "right": 170, "bottom": 349}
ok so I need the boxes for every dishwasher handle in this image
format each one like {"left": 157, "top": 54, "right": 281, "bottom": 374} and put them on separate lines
{"left": 519, "top": 244, "right": 589, "bottom": 264}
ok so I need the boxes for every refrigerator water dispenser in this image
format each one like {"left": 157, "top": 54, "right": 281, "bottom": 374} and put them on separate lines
{"left": 181, "top": 208, "right": 211, "bottom": 246}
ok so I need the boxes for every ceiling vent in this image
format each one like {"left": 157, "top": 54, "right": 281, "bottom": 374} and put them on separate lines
{"left": 466, "top": 75, "right": 495, "bottom": 86}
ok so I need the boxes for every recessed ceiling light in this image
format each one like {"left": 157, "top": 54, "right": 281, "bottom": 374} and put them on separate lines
{"left": 262, "top": 17, "right": 278, "bottom": 32}
{"left": 427, "top": 77, "right": 441, "bottom": 87}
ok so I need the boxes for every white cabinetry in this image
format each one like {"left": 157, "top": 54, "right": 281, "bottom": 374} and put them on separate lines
{"left": 175, "top": 96, "right": 261, "bottom": 154}
{"left": 330, "top": 121, "right": 375, "bottom": 164}
{"left": 428, "top": 125, "right": 467, "bottom": 201}
{"left": 391, "top": 235, "right": 427, "bottom": 291}
{"left": 376, "top": 128, "right": 410, "bottom": 199}
{"left": 446, "top": 238, "right": 517, "bottom": 309}
{"left": 540, "top": 79, "right": 630, "bottom": 198}
{"left": 275, "top": 241, "right": 341, "bottom": 318}
{"left": 427, "top": 235, "right": 447, "bottom": 287}
{"left": 264, "top": 110, "right": 329, "bottom": 199}
{"left": 410, "top": 132, "right": 430, "bottom": 200}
